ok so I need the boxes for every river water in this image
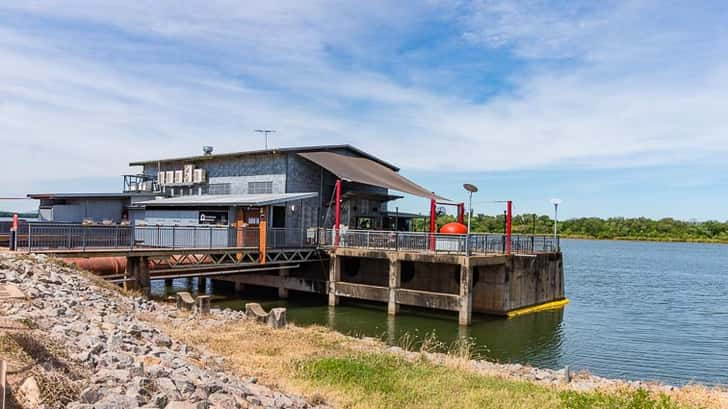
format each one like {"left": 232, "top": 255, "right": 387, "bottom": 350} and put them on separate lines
{"left": 150, "top": 239, "right": 728, "bottom": 386}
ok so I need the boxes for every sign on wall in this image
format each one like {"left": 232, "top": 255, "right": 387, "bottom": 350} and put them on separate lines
{"left": 199, "top": 211, "right": 229, "bottom": 225}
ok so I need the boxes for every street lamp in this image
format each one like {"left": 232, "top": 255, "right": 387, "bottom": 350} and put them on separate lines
{"left": 463, "top": 184, "right": 478, "bottom": 255}
{"left": 463, "top": 184, "right": 478, "bottom": 233}
{"left": 550, "top": 198, "right": 561, "bottom": 250}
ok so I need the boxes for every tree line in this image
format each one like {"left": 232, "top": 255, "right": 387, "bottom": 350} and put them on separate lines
{"left": 0, "top": 211, "right": 37, "bottom": 218}
{"left": 412, "top": 214, "right": 728, "bottom": 243}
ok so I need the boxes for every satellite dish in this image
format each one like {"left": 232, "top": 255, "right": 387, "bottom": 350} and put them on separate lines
{"left": 463, "top": 183, "right": 478, "bottom": 193}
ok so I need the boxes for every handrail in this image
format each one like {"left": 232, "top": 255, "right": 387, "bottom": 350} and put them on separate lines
{"left": 13, "top": 223, "right": 559, "bottom": 255}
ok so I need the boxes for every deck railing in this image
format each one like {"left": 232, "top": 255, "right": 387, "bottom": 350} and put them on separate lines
{"left": 12, "top": 223, "right": 559, "bottom": 255}
{"left": 316, "top": 228, "right": 558, "bottom": 255}
{"left": 15, "top": 223, "right": 319, "bottom": 252}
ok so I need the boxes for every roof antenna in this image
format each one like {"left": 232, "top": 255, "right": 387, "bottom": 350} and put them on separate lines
{"left": 254, "top": 129, "right": 276, "bottom": 149}
{"left": 202, "top": 146, "right": 214, "bottom": 155}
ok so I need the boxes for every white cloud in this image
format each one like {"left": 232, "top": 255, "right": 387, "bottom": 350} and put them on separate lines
{"left": 1, "top": 0, "right": 728, "bottom": 208}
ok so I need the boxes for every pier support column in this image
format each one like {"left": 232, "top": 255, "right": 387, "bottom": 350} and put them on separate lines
{"left": 197, "top": 277, "right": 207, "bottom": 293}
{"left": 328, "top": 254, "right": 340, "bottom": 306}
{"left": 458, "top": 258, "right": 473, "bottom": 326}
{"left": 387, "top": 257, "right": 401, "bottom": 315}
{"left": 164, "top": 279, "right": 174, "bottom": 288}
{"left": 234, "top": 281, "right": 244, "bottom": 293}
{"left": 127, "top": 256, "right": 150, "bottom": 296}
{"left": 278, "top": 268, "right": 289, "bottom": 299}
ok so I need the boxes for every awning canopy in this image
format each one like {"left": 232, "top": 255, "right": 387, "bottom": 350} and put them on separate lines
{"left": 341, "top": 191, "right": 403, "bottom": 202}
{"left": 298, "top": 151, "right": 447, "bottom": 201}
{"left": 134, "top": 192, "right": 318, "bottom": 208}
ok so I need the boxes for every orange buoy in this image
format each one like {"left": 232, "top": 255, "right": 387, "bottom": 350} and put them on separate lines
{"left": 439, "top": 222, "right": 468, "bottom": 234}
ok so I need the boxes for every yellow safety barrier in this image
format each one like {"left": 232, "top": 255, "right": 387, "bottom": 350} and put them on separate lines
{"left": 506, "top": 298, "right": 570, "bottom": 318}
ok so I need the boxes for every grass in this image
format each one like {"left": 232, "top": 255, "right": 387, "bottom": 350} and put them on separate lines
{"left": 299, "top": 353, "right": 562, "bottom": 409}
{"left": 146, "top": 315, "right": 722, "bottom": 409}
{"left": 560, "top": 389, "right": 685, "bottom": 409}
{"left": 0, "top": 320, "right": 89, "bottom": 408}
{"left": 299, "top": 354, "right": 690, "bottom": 409}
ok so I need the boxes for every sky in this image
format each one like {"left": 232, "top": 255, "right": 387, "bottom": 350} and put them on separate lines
{"left": 1, "top": 1, "right": 728, "bottom": 220}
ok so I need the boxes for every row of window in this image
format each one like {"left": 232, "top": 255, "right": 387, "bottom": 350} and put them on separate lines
{"left": 173, "top": 181, "right": 274, "bottom": 196}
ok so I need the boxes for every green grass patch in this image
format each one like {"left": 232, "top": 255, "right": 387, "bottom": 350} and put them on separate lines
{"left": 560, "top": 389, "right": 685, "bottom": 409}
{"left": 297, "top": 353, "right": 692, "bottom": 409}
{"left": 298, "top": 353, "right": 560, "bottom": 409}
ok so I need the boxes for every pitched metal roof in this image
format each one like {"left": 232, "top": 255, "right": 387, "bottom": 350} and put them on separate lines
{"left": 298, "top": 151, "right": 448, "bottom": 201}
{"left": 129, "top": 144, "right": 399, "bottom": 171}
{"left": 134, "top": 192, "right": 318, "bottom": 208}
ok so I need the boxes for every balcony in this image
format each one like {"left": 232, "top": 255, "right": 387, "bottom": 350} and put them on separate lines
{"left": 122, "top": 174, "right": 159, "bottom": 193}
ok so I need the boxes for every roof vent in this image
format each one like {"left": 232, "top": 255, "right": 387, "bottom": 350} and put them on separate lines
{"left": 203, "top": 146, "right": 214, "bottom": 156}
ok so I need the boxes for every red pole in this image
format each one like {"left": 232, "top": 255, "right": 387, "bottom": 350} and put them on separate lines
{"left": 429, "top": 199, "right": 436, "bottom": 250}
{"left": 457, "top": 203, "right": 465, "bottom": 224}
{"left": 506, "top": 200, "right": 512, "bottom": 254}
{"left": 334, "top": 179, "right": 342, "bottom": 247}
{"left": 12, "top": 213, "right": 18, "bottom": 231}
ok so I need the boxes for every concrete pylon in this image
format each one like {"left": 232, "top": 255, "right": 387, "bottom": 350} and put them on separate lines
{"left": 387, "top": 256, "right": 401, "bottom": 315}
{"left": 278, "top": 268, "right": 289, "bottom": 299}
{"left": 458, "top": 258, "right": 473, "bottom": 326}
{"left": 328, "top": 254, "right": 340, "bottom": 306}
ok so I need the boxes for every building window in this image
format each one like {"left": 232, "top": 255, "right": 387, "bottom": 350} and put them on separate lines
{"left": 272, "top": 206, "right": 286, "bottom": 228}
{"left": 248, "top": 181, "right": 273, "bottom": 194}
{"left": 208, "top": 183, "right": 231, "bottom": 195}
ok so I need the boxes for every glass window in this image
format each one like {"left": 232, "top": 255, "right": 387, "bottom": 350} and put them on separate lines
{"left": 248, "top": 181, "right": 273, "bottom": 194}
{"left": 208, "top": 183, "right": 231, "bottom": 195}
{"left": 272, "top": 206, "right": 286, "bottom": 228}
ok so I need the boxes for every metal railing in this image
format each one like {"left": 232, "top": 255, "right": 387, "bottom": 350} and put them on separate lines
{"left": 317, "top": 228, "right": 558, "bottom": 255}
{"left": 12, "top": 223, "right": 559, "bottom": 255}
{"left": 16, "top": 223, "right": 319, "bottom": 252}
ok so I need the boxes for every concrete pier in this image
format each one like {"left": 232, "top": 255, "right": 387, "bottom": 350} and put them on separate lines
{"left": 458, "top": 259, "right": 473, "bottom": 325}
{"left": 278, "top": 268, "right": 289, "bottom": 299}
{"left": 326, "top": 247, "right": 564, "bottom": 325}
{"left": 387, "top": 256, "right": 400, "bottom": 315}
{"left": 328, "top": 255, "right": 341, "bottom": 306}
{"left": 126, "top": 256, "right": 150, "bottom": 295}
{"left": 209, "top": 247, "right": 564, "bottom": 325}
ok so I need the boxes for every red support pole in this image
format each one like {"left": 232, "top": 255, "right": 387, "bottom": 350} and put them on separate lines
{"left": 12, "top": 213, "right": 18, "bottom": 231}
{"left": 334, "top": 179, "right": 342, "bottom": 247}
{"left": 457, "top": 203, "right": 465, "bottom": 224}
{"left": 506, "top": 200, "right": 512, "bottom": 254}
{"left": 429, "top": 199, "right": 436, "bottom": 251}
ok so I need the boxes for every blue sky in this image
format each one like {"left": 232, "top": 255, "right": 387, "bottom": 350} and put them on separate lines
{"left": 1, "top": 1, "right": 728, "bottom": 220}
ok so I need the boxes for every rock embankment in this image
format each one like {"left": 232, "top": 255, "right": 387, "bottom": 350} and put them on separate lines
{"left": 0, "top": 253, "right": 328, "bottom": 409}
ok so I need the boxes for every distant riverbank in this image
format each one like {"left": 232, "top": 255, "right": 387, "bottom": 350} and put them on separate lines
{"left": 559, "top": 234, "right": 728, "bottom": 244}
{"left": 422, "top": 213, "right": 728, "bottom": 245}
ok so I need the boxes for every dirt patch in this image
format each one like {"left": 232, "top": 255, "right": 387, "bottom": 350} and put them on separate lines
{"left": 0, "top": 318, "right": 89, "bottom": 408}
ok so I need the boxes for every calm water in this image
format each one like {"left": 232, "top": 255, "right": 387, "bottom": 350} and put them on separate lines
{"left": 151, "top": 239, "right": 728, "bottom": 386}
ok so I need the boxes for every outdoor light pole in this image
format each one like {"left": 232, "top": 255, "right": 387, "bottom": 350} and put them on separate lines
{"left": 551, "top": 198, "right": 561, "bottom": 251}
{"left": 463, "top": 184, "right": 478, "bottom": 255}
